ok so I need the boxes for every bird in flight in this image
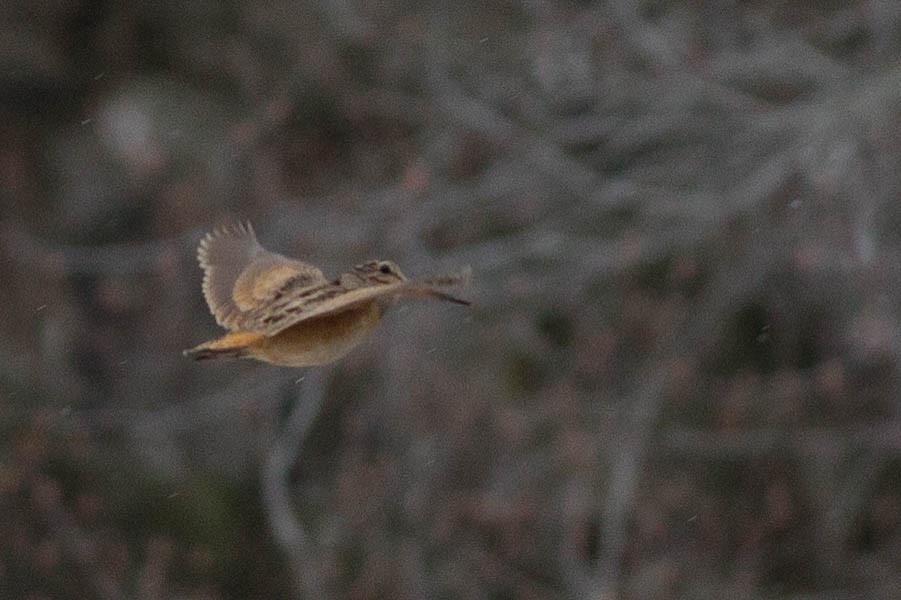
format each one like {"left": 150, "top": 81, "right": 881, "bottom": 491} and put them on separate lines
{"left": 184, "top": 223, "right": 470, "bottom": 366}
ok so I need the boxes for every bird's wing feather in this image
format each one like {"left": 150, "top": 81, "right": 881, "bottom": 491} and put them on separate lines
{"left": 245, "top": 270, "right": 471, "bottom": 336}
{"left": 245, "top": 282, "right": 405, "bottom": 335}
{"left": 197, "top": 222, "right": 326, "bottom": 330}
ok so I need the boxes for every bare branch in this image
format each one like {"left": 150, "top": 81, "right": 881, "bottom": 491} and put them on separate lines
{"left": 262, "top": 369, "right": 329, "bottom": 600}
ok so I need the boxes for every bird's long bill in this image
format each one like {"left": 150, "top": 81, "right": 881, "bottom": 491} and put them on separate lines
{"left": 401, "top": 268, "right": 472, "bottom": 305}
{"left": 402, "top": 285, "right": 471, "bottom": 305}
{"left": 417, "top": 266, "right": 472, "bottom": 288}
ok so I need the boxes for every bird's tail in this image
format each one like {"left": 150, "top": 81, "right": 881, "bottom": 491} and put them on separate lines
{"left": 183, "top": 331, "right": 263, "bottom": 361}
{"left": 183, "top": 345, "right": 250, "bottom": 361}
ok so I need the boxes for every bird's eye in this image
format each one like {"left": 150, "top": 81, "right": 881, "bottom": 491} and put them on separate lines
{"left": 379, "top": 264, "right": 392, "bottom": 274}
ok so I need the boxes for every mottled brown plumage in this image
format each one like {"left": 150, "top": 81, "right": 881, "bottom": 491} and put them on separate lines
{"left": 185, "top": 223, "right": 470, "bottom": 366}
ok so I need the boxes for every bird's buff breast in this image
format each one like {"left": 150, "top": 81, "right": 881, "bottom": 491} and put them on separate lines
{"left": 252, "top": 302, "right": 383, "bottom": 366}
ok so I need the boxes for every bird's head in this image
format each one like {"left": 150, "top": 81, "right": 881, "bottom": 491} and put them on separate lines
{"left": 353, "top": 260, "right": 407, "bottom": 285}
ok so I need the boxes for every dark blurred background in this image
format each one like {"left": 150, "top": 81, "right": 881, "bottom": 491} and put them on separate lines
{"left": 2, "top": 1, "right": 900, "bottom": 598}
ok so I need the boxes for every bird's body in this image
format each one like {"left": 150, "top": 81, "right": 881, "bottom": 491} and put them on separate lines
{"left": 184, "top": 223, "right": 469, "bottom": 366}
{"left": 188, "top": 302, "right": 383, "bottom": 366}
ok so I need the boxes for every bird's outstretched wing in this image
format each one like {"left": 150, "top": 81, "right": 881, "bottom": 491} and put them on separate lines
{"left": 197, "top": 222, "right": 327, "bottom": 331}
{"left": 244, "top": 269, "right": 472, "bottom": 337}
